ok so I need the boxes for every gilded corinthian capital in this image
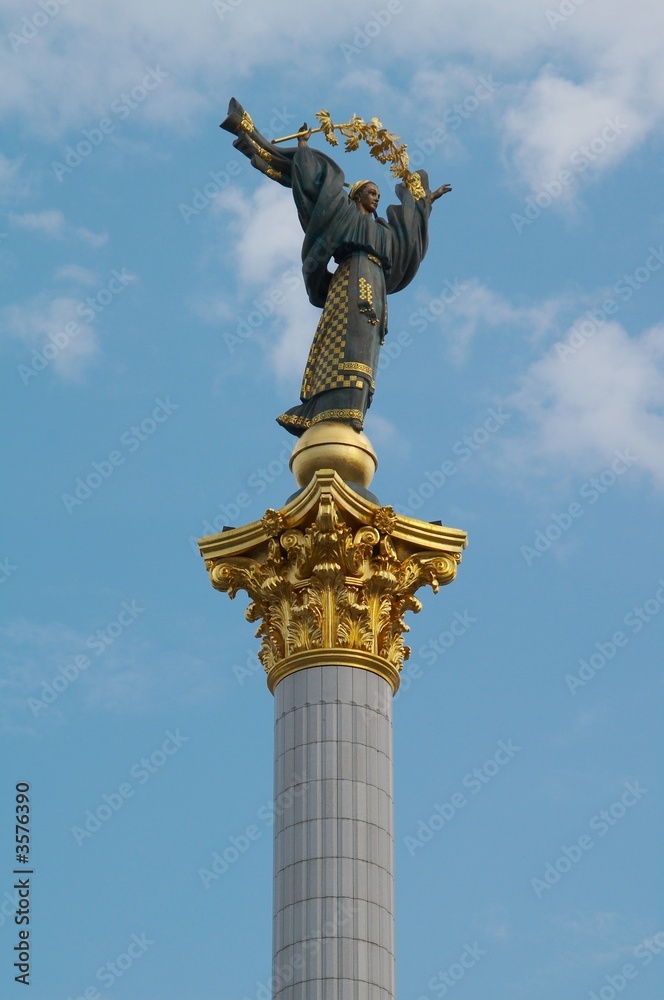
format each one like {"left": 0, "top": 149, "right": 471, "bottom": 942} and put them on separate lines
{"left": 199, "top": 471, "right": 467, "bottom": 694}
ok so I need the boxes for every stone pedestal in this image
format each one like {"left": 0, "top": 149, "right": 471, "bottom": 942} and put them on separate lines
{"left": 199, "top": 469, "right": 466, "bottom": 998}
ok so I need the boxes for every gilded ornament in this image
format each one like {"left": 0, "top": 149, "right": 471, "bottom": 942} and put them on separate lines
{"left": 239, "top": 110, "right": 255, "bottom": 134}
{"left": 373, "top": 506, "right": 398, "bottom": 535}
{"left": 261, "top": 509, "right": 286, "bottom": 537}
{"left": 200, "top": 472, "right": 466, "bottom": 694}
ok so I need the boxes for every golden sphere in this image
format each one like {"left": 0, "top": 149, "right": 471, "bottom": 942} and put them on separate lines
{"left": 290, "top": 423, "right": 378, "bottom": 488}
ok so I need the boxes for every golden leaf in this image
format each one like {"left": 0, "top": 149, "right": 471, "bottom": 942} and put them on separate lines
{"left": 316, "top": 109, "right": 334, "bottom": 132}
{"left": 311, "top": 109, "right": 427, "bottom": 199}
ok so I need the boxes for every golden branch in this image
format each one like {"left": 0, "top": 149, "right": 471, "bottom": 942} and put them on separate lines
{"left": 272, "top": 110, "right": 427, "bottom": 201}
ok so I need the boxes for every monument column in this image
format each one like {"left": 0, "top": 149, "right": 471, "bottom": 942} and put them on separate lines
{"left": 272, "top": 664, "right": 395, "bottom": 998}
{"left": 200, "top": 438, "right": 466, "bottom": 999}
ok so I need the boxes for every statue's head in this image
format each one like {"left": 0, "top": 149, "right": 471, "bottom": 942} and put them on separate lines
{"left": 349, "top": 181, "right": 380, "bottom": 216}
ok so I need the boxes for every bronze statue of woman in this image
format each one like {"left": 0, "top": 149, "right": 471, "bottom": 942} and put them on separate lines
{"left": 221, "top": 99, "right": 450, "bottom": 437}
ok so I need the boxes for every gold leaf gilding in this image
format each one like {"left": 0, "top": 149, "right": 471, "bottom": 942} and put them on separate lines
{"left": 200, "top": 474, "right": 466, "bottom": 694}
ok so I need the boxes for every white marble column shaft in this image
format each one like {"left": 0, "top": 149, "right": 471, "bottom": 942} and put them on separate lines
{"left": 272, "top": 665, "right": 395, "bottom": 1000}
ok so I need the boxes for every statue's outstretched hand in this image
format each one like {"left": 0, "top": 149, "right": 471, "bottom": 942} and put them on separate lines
{"left": 297, "top": 122, "right": 312, "bottom": 146}
{"left": 430, "top": 183, "right": 452, "bottom": 204}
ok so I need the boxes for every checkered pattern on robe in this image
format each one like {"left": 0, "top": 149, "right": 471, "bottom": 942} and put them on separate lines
{"left": 300, "top": 259, "right": 377, "bottom": 400}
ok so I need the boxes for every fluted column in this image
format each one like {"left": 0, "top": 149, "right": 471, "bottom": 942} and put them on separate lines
{"left": 272, "top": 666, "right": 394, "bottom": 999}
{"left": 199, "top": 470, "right": 466, "bottom": 998}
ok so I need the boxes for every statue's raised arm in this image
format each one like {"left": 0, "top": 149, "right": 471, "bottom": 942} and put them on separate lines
{"left": 221, "top": 98, "right": 450, "bottom": 438}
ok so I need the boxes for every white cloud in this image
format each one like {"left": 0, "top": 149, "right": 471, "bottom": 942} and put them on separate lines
{"left": 215, "top": 183, "right": 301, "bottom": 285}
{"left": 80, "top": 647, "right": 220, "bottom": 713}
{"left": 421, "top": 277, "right": 564, "bottom": 363}
{"left": 502, "top": 69, "right": 650, "bottom": 194}
{"left": 508, "top": 322, "right": 664, "bottom": 486}
{"left": 213, "top": 183, "right": 322, "bottom": 385}
{"left": 364, "top": 411, "right": 410, "bottom": 459}
{"left": 0, "top": 617, "right": 221, "bottom": 730}
{"left": 9, "top": 210, "right": 108, "bottom": 246}
{"left": 10, "top": 208, "right": 66, "bottom": 237}
{"left": 0, "top": 620, "right": 79, "bottom": 734}
{"left": 54, "top": 264, "right": 99, "bottom": 285}
{"left": 1, "top": 295, "right": 98, "bottom": 380}
{"left": 1, "top": 0, "right": 664, "bottom": 209}
{"left": 0, "top": 152, "right": 28, "bottom": 200}
{"left": 74, "top": 225, "right": 108, "bottom": 247}
{"left": 268, "top": 280, "right": 318, "bottom": 383}
{"left": 189, "top": 293, "right": 236, "bottom": 325}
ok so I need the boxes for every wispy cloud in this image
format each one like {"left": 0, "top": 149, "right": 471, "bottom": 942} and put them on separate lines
{"left": 507, "top": 322, "right": 664, "bottom": 486}
{"left": 0, "top": 616, "right": 223, "bottom": 734}
{"left": 214, "top": 183, "right": 301, "bottom": 286}
{"left": 502, "top": 69, "right": 649, "bottom": 196}
{"left": 9, "top": 209, "right": 108, "bottom": 246}
{"left": 1, "top": 295, "right": 99, "bottom": 380}
{"left": 54, "top": 264, "right": 99, "bottom": 285}
{"left": 10, "top": 209, "right": 66, "bottom": 237}
{"left": 414, "top": 277, "right": 565, "bottom": 364}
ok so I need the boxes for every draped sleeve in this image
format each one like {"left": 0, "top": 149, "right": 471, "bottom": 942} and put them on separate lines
{"left": 220, "top": 100, "right": 437, "bottom": 306}
{"left": 291, "top": 145, "right": 351, "bottom": 308}
{"left": 383, "top": 169, "right": 433, "bottom": 295}
{"left": 290, "top": 151, "right": 436, "bottom": 306}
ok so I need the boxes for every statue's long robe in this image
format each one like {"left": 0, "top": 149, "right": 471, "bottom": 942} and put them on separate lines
{"left": 222, "top": 103, "right": 435, "bottom": 436}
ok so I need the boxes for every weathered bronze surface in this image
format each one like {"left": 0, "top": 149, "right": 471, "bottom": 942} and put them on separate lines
{"left": 221, "top": 98, "right": 451, "bottom": 438}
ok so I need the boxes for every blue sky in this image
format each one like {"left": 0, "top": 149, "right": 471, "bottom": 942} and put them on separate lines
{"left": 1, "top": 0, "right": 663, "bottom": 997}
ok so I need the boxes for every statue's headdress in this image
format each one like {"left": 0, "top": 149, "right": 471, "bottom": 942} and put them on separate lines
{"left": 348, "top": 180, "right": 373, "bottom": 202}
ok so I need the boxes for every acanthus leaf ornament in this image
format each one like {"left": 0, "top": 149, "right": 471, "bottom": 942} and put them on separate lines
{"left": 199, "top": 472, "right": 467, "bottom": 694}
